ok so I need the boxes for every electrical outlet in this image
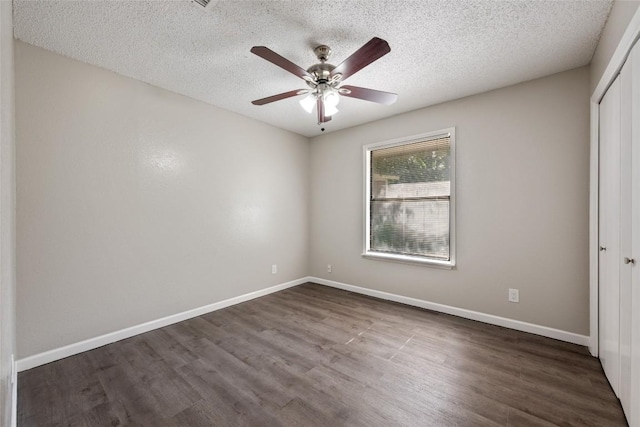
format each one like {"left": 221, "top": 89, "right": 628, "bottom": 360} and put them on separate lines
{"left": 271, "top": 264, "right": 277, "bottom": 274}
{"left": 327, "top": 264, "right": 332, "bottom": 273}
{"left": 508, "top": 288, "right": 519, "bottom": 303}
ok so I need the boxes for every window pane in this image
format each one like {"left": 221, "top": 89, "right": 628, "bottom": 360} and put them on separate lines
{"left": 371, "top": 136, "right": 450, "bottom": 197}
{"left": 368, "top": 135, "right": 452, "bottom": 261}
{"left": 370, "top": 199, "right": 450, "bottom": 260}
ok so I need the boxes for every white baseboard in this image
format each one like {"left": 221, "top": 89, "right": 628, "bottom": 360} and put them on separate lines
{"left": 17, "top": 276, "right": 591, "bottom": 372}
{"left": 309, "top": 277, "right": 590, "bottom": 347}
{"left": 16, "top": 278, "right": 307, "bottom": 372}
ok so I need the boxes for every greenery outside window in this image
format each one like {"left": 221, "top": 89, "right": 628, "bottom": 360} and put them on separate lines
{"left": 363, "top": 129, "right": 455, "bottom": 268}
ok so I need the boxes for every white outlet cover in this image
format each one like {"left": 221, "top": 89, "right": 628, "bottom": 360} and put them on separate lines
{"left": 508, "top": 288, "right": 519, "bottom": 303}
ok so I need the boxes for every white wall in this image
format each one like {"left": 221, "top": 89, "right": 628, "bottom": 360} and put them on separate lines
{"left": 310, "top": 67, "right": 591, "bottom": 335}
{"left": 0, "top": 1, "right": 16, "bottom": 425}
{"left": 15, "top": 41, "right": 309, "bottom": 359}
{"left": 590, "top": 0, "right": 640, "bottom": 93}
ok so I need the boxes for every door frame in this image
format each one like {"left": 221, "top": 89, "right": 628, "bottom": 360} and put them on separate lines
{"left": 590, "top": 8, "right": 640, "bottom": 357}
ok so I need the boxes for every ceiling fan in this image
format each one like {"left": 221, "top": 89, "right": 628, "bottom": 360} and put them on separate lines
{"left": 250, "top": 37, "right": 398, "bottom": 125}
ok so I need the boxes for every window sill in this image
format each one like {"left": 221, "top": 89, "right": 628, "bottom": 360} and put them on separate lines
{"left": 362, "top": 251, "right": 455, "bottom": 270}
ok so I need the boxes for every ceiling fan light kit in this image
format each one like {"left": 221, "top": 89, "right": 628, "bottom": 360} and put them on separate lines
{"left": 251, "top": 37, "right": 398, "bottom": 127}
{"left": 299, "top": 93, "right": 316, "bottom": 113}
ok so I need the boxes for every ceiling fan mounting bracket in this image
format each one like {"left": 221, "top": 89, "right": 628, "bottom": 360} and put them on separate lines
{"left": 313, "top": 45, "right": 332, "bottom": 62}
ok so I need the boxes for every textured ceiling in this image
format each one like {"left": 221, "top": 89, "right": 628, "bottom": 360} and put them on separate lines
{"left": 14, "top": 0, "right": 612, "bottom": 137}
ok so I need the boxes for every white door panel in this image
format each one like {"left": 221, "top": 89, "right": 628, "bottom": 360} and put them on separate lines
{"left": 599, "top": 75, "right": 621, "bottom": 397}
{"left": 629, "top": 40, "right": 640, "bottom": 427}
{"left": 619, "top": 48, "right": 632, "bottom": 417}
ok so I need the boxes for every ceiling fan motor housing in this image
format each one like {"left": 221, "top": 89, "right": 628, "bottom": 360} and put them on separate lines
{"left": 307, "top": 62, "right": 335, "bottom": 85}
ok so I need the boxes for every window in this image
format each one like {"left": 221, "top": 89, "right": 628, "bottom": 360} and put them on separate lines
{"left": 364, "top": 129, "right": 455, "bottom": 268}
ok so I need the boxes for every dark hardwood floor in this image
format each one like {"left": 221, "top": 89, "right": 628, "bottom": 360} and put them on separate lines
{"left": 18, "top": 283, "right": 627, "bottom": 426}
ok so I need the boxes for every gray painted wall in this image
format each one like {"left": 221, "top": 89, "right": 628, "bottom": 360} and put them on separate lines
{"left": 16, "top": 41, "right": 310, "bottom": 358}
{"left": 309, "top": 67, "right": 591, "bottom": 335}
{"left": 0, "top": 1, "right": 16, "bottom": 425}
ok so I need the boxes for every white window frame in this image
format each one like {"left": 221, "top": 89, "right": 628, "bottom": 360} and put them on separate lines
{"left": 363, "top": 128, "right": 456, "bottom": 269}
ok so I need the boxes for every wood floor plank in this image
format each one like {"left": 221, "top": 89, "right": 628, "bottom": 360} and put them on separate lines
{"left": 176, "top": 358, "right": 286, "bottom": 426}
{"left": 18, "top": 283, "right": 628, "bottom": 426}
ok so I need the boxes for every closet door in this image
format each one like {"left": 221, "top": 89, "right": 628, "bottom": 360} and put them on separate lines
{"left": 629, "top": 40, "right": 640, "bottom": 427}
{"left": 599, "top": 75, "right": 621, "bottom": 397}
{"left": 600, "top": 42, "right": 639, "bottom": 423}
{"left": 619, "top": 47, "right": 632, "bottom": 417}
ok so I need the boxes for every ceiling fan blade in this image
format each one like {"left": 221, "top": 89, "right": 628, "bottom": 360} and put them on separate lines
{"left": 317, "top": 98, "right": 332, "bottom": 123}
{"left": 251, "top": 89, "right": 304, "bottom": 106}
{"left": 339, "top": 85, "right": 398, "bottom": 105}
{"left": 250, "top": 46, "right": 312, "bottom": 80}
{"left": 331, "top": 37, "right": 391, "bottom": 81}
